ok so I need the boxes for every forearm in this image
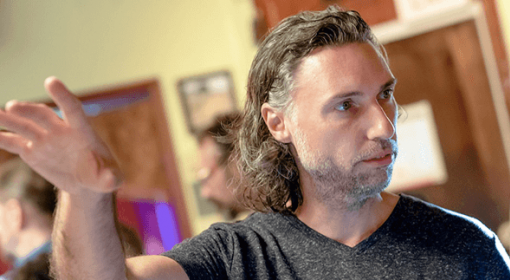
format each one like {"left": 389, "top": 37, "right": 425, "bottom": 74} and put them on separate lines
{"left": 51, "top": 190, "right": 127, "bottom": 280}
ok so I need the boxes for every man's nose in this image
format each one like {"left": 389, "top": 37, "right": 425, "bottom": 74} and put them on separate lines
{"left": 366, "top": 103, "right": 396, "bottom": 140}
{"left": 200, "top": 184, "right": 212, "bottom": 199}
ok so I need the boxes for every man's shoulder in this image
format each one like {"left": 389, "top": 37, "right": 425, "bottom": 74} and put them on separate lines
{"left": 399, "top": 194, "right": 486, "bottom": 225}
{"left": 172, "top": 212, "right": 284, "bottom": 244}
{"left": 208, "top": 211, "right": 288, "bottom": 234}
{"left": 396, "top": 194, "right": 496, "bottom": 243}
{"left": 394, "top": 194, "right": 510, "bottom": 275}
{"left": 164, "top": 212, "right": 288, "bottom": 264}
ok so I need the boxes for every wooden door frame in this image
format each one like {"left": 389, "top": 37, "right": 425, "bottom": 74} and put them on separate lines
{"left": 46, "top": 79, "right": 192, "bottom": 240}
{"left": 373, "top": 1, "right": 510, "bottom": 185}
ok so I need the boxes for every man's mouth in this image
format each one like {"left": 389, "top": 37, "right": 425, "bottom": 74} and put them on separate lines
{"left": 362, "top": 151, "right": 394, "bottom": 166}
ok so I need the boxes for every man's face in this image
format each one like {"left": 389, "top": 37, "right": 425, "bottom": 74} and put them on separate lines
{"left": 198, "top": 137, "right": 239, "bottom": 213}
{"left": 286, "top": 43, "right": 398, "bottom": 209}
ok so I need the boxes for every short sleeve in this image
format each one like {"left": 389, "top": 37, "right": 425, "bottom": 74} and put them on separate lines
{"left": 161, "top": 227, "right": 234, "bottom": 280}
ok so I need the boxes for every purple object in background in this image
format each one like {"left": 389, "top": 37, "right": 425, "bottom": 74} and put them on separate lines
{"left": 155, "top": 202, "right": 181, "bottom": 251}
{"left": 132, "top": 200, "right": 182, "bottom": 255}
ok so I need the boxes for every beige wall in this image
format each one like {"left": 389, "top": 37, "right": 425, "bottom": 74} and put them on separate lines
{"left": 497, "top": 0, "right": 510, "bottom": 70}
{"left": 0, "top": 0, "right": 258, "bottom": 234}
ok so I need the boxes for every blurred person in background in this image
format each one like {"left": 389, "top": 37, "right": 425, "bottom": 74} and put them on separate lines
{"left": 0, "top": 158, "right": 56, "bottom": 280}
{"left": 196, "top": 112, "right": 249, "bottom": 220}
{"left": 0, "top": 158, "right": 143, "bottom": 280}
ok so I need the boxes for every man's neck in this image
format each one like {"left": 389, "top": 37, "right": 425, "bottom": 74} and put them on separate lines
{"left": 295, "top": 191, "right": 399, "bottom": 247}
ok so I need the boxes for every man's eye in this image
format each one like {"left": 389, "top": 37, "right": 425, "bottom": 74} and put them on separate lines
{"left": 380, "top": 89, "right": 394, "bottom": 99}
{"left": 335, "top": 101, "right": 352, "bottom": 111}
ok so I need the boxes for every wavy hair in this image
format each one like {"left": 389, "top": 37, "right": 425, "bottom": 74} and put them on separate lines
{"left": 231, "top": 5, "right": 386, "bottom": 214}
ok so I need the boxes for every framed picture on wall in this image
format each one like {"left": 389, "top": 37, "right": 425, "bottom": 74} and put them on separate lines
{"left": 177, "top": 71, "right": 237, "bottom": 134}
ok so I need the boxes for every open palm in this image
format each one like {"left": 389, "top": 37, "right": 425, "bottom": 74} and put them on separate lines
{"left": 0, "top": 77, "right": 121, "bottom": 195}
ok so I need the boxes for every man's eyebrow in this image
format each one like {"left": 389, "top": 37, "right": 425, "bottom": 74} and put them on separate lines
{"left": 327, "top": 78, "right": 398, "bottom": 102}
{"left": 381, "top": 78, "right": 397, "bottom": 91}
{"left": 332, "top": 91, "right": 362, "bottom": 100}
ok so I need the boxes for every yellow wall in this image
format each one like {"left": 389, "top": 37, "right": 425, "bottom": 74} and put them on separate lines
{"left": 4, "top": 0, "right": 510, "bottom": 236}
{"left": 0, "top": 0, "right": 258, "bottom": 234}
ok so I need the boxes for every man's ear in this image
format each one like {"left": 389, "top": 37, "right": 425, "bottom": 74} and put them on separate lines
{"left": 261, "top": 103, "right": 292, "bottom": 143}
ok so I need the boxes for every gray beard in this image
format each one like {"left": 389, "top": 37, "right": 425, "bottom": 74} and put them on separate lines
{"left": 308, "top": 161, "right": 394, "bottom": 211}
{"left": 293, "top": 129, "right": 397, "bottom": 211}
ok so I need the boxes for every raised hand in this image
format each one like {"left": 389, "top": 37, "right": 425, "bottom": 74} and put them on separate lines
{"left": 0, "top": 77, "right": 122, "bottom": 195}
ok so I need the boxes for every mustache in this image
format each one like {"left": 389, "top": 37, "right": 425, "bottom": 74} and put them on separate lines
{"left": 352, "top": 139, "right": 398, "bottom": 164}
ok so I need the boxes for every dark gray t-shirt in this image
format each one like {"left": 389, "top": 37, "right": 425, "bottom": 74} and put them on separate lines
{"left": 163, "top": 195, "right": 510, "bottom": 279}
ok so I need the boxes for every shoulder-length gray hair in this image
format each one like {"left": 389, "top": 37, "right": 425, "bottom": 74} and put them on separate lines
{"left": 231, "top": 5, "right": 386, "bottom": 214}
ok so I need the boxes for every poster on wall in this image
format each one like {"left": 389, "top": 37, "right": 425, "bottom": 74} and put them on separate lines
{"left": 387, "top": 99, "right": 448, "bottom": 193}
{"left": 178, "top": 71, "right": 237, "bottom": 134}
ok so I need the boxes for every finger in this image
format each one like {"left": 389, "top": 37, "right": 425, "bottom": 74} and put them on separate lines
{"left": 0, "top": 131, "right": 30, "bottom": 155}
{"left": 5, "top": 101, "right": 63, "bottom": 131}
{"left": 0, "top": 110, "right": 47, "bottom": 141}
{"left": 44, "top": 77, "right": 88, "bottom": 128}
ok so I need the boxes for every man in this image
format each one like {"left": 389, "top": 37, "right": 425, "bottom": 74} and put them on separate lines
{"left": 0, "top": 158, "right": 56, "bottom": 280}
{"left": 0, "top": 5, "right": 507, "bottom": 279}
{"left": 196, "top": 112, "right": 248, "bottom": 220}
